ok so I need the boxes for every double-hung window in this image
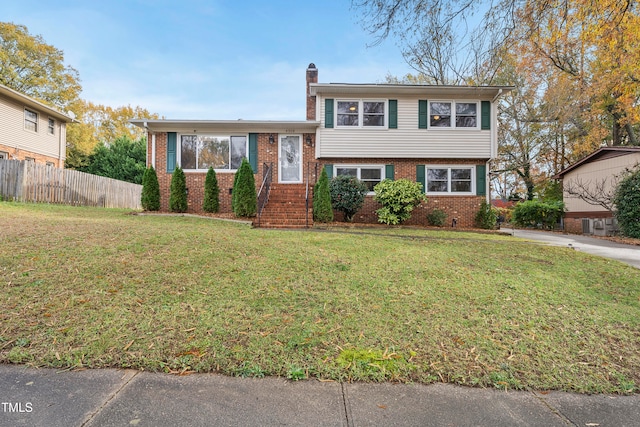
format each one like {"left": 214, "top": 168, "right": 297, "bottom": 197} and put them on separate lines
{"left": 335, "top": 165, "right": 384, "bottom": 192}
{"left": 337, "top": 100, "right": 386, "bottom": 128}
{"left": 179, "top": 134, "right": 247, "bottom": 171}
{"left": 429, "top": 101, "right": 478, "bottom": 129}
{"left": 25, "top": 109, "right": 38, "bottom": 132}
{"left": 426, "top": 166, "right": 474, "bottom": 194}
{"left": 48, "top": 118, "right": 56, "bottom": 135}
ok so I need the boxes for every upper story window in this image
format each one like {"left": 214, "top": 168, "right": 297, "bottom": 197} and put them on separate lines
{"left": 426, "top": 166, "right": 474, "bottom": 194}
{"left": 25, "top": 108, "right": 38, "bottom": 132}
{"left": 48, "top": 118, "right": 55, "bottom": 135}
{"left": 430, "top": 101, "right": 478, "bottom": 129}
{"left": 337, "top": 100, "right": 386, "bottom": 128}
{"left": 179, "top": 134, "right": 247, "bottom": 171}
{"left": 335, "top": 165, "right": 385, "bottom": 192}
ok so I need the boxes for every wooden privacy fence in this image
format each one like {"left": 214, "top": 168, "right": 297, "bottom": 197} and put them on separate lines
{"left": 0, "top": 159, "right": 142, "bottom": 209}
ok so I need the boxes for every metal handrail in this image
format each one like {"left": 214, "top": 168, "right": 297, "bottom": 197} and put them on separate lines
{"left": 256, "top": 162, "right": 273, "bottom": 227}
{"left": 305, "top": 162, "right": 319, "bottom": 228}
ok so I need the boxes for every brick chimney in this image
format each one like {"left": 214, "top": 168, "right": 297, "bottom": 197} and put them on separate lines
{"left": 306, "top": 63, "right": 318, "bottom": 120}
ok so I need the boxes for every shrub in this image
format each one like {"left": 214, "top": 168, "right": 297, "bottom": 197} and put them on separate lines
{"left": 511, "top": 200, "right": 564, "bottom": 229}
{"left": 313, "top": 168, "right": 333, "bottom": 223}
{"left": 140, "top": 165, "right": 160, "bottom": 211}
{"left": 373, "top": 179, "right": 426, "bottom": 225}
{"left": 613, "top": 168, "right": 640, "bottom": 238}
{"left": 426, "top": 208, "right": 447, "bottom": 227}
{"left": 329, "top": 175, "right": 368, "bottom": 222}
{"left": 232, "top": 158, "right": 257, "bottom": 217}
{"left": 203, "top": 167, "right": 220, "bottom": 213}
{"left": 475, "top": 200, "right": 499, "bottom": 229}
{"left": 169, "top": 166, "right": 188, "bottom": 213}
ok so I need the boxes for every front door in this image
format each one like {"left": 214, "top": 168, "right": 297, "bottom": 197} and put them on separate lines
{"left": 279, "top": 135, "right": 302, "bottom": 183}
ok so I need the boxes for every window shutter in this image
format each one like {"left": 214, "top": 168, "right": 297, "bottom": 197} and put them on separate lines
{"left": 167, "top": 132, "right": 177, "bottom": 173}
{"left": 481, "top": 101, "right": 491, "bottom": 130}
{"left": 416, "top": 165, "right": 426, "bottom": 192}
{"left": 249, "top": 133, "right": 258, "bottom": 173}
{"left": 388, "top": 100, "right": 398, "bottom": 129}
{"left": 385, "top": 164, "right": 395, "bottom": 180}
{"left": 325, "top": 99, "right": 334, "bottom": 128}
{"left": 418, "top": 100, "right": 428, "bottom": 129}
{"left": 476, "top": 164, "right": 487, "bottom": 196}
{"left": 324, "top": 164, "right": 333, "bottom": 179}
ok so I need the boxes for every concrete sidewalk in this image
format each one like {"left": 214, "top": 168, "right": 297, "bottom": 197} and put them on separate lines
{"left": 1, "top": 365, "right": 639, "bottom": 426}
{"left": 500, "top": 228, "right": 640, "bottom": 269}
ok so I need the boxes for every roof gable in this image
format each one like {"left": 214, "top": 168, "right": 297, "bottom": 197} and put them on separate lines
{"left": 555, "top": 147, "right": 640, "bottom": 178}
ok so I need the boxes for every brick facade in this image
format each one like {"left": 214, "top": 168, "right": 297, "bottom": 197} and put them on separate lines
{"left": 149, "top": 134, "right": 485, "bottom": 227}
{"left": 0, "top": 143, "right": 64, "bottom": 167}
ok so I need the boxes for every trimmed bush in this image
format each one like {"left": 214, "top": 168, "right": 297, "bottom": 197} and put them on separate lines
{"left": 373, "top": 179, "right": 426, "bottom": 225}
{"left": 203, "top": 167, "right": 220, "bottom": 213}
{"left": 169, "top": 166, "right": 188, "bottom": 213}
{"left": 475, "top": 200, "right": 499, "bottom": 229}
{"left": 426, "top": 208, "right": 447, "bottom": 227}
{"left": 232, "top": 158, "right": 257, "bottom": 217}
{"left": 140, "top": 165, "right": 160, "bottom": 211}
{"left": 329, "top": 175, "right": 368, "bottom": 222}
{"left": 613, "top": 168, "right": 640, "bottom": 238}
{"left": 511, "top": 200, "right": 564, "bottom": 229}
{"left": 313, "top": 167, "right": 333, "bottom": 222}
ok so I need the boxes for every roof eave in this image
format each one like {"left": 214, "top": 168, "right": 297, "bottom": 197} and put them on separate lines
{"left": 130, "top": 119, "right": 320, "bottom": 133}
{"left": 0, "top": 84, "right": 75, "bottom": 123}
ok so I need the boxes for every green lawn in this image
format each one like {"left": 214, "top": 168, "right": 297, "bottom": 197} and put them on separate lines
{"left": 1, "top": 202, "right": 639, "bottom": 393}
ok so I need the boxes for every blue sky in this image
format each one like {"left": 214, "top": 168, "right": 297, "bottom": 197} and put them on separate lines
{"left": 4, "top": 0, "right": 412, "bottom": 120}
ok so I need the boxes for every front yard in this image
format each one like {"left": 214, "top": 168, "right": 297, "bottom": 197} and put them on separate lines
{"left": 1, "top": 202, "right": 638, "bottom": 393}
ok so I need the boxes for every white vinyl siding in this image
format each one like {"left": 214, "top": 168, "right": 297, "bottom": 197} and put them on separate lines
{"left": 318, "top": 96, "right": 492, "bottom": 158}
{"left": 563, "top": 153, "right": 640, "bottom": 214}
{"left": 0, "top": 94, "right": 66, "bottom": 160}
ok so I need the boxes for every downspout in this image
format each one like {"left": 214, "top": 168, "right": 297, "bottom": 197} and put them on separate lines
{"left": 488, "top": 89, "right": 504, "bottom": 204}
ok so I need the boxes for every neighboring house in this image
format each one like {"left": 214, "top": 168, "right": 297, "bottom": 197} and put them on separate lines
{"left": 0, "top": 83, "right": 74, "bottom": 168}
{"left": 131, "top": 64, "right": 513, "bottom": 228}
{"left": 554, "top": 146, "right": 640, "bottom": 235}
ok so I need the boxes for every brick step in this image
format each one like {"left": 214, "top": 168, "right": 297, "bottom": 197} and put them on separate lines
{"left": 255, "top": 184, "right": 313, "bottom": 228}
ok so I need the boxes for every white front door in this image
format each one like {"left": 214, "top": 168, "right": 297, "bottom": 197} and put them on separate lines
{"left": 279, "top": 135, "right": 302, "bottom": 183}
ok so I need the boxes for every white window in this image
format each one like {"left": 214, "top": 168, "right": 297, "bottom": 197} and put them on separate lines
{"left": 335, "top": 165, "right": 385, "bottom": 192}
{"left": 25, "top": 109, "right": 38, "bottom": 132}
{"left": 48, "top": 118, "right": 55, "bottom": 135}
{"left": 24, "top": 157, "right": 35, "bottom": 163}
{"left": 337, "top": 100, "right": 386, "bottom": 127}
{"left": 429, "top": 101, "right": 478, "bottom": 129}
{"left": 179, "top": 134, "right": 247, "bottom": 171}
{"left": 0, "top": 151, "right": 8, "bottom": 160}
{"left": 426, "top": 166, "right": 474, "bottom": 194}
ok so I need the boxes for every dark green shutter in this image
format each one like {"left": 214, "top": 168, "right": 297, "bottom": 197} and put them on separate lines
{"left": 167, "top": 132, "right": 177, "bottom": 173}
{"left": 481, "top": 101, "right": 491, "bottom": 130}
{"left": 325, "top": 99, "right": 334, "bottom": 128}
{"left": 248, "top": 133, "right": 258, "bottom": 173}
{"left": 324, "top": 164, "right": 333, "bottom": 178}
{"left": 385, "top": 164, "right": 395, "bottom": 180}
{"left": 388, "top": 100, "right": 398, "bottom": 129}
{"left": 418, "top": 100, "right": 428, "bottom": 129}
{"left": 476, "top": 164, "right": 487, "bottom": 196}
{"left": 416, "top": 165, "right": 426, "bottom": 192}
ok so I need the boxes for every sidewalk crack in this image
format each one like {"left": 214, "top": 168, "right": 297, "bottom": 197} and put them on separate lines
{"left": 80, "top": 369, "right": 139, "bottom": 426}
{"left": 531, "top": 391, "right": 576, "bottom": 426}
{"left": 341, "top": 382, "right": 353, "bottom": 427}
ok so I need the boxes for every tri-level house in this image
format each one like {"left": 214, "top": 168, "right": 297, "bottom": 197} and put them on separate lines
{"left": 0, "top": 83, "right": 74, "bottom": 168}
{"left": 132, "top": 64, "right": 512, "bottom": 228}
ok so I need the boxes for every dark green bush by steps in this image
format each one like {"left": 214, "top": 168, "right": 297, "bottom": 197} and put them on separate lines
{"left": 232, "top": 158, "right": 257, "bottom": 217}
{"left": 169, "top": 166, "right": 188, "bottom": 213}
{"left": 140, "top": 166, "right": 160, "bottom": 211}
{"left": 313, "top": 167, "right": 333, "bottom": 223}
{"left": 329, "top": 175, "right": 368, "bottom": 222}
{"left": 203, "top": 167, "right": 220, "bottom": 213}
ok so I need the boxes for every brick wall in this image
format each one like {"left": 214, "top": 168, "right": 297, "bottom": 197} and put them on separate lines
{"left": 0, "top": 143, "right": 64, "bottom": 167}
{"left": 149, "top": 134, "right": 486, "bottom": 226}
{"left": 318, "top": 158, "right": 486, "bottom": 227}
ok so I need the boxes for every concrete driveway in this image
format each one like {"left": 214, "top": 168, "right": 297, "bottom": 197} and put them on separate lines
{"left": 500, "top": 228, "right": 640, "bottom": 269}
